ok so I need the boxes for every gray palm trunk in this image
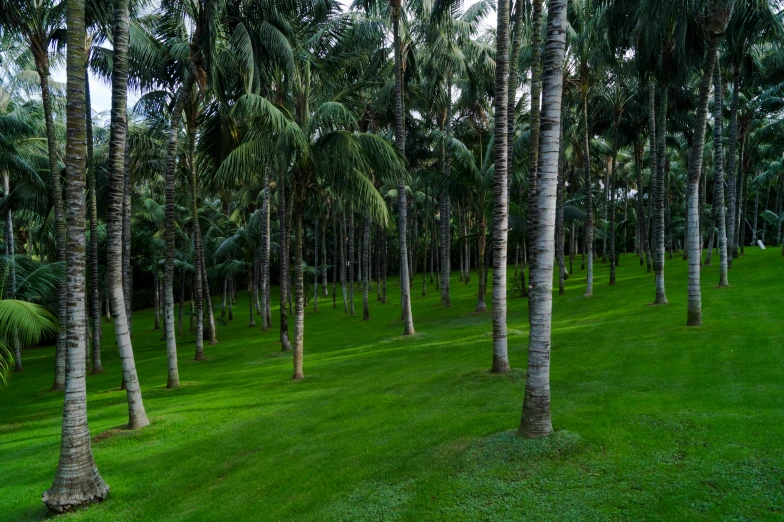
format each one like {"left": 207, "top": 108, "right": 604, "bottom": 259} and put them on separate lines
{"left": 4, "top": 174, "right": 22, "bottom": 372}
{"left": 36, "top": 55, "right": 68, "bottom": 391}
{"left": 122, "top": 146, "right": 132, "bottom": 342}
{"left": 727, "top": 71, "right": 739, "bottom": 261}
{"left": 86, "top": 75, "right": 102, "bottom": 374}
{"left": 348, "top": 208, "right": 355, "bottom": 315}
{"left": 292, "top": 198, "right": 305, "bottom": 379}
{"left": 105, "top": 0, "right": 148, "bottom": 428}
{"left": 190, "top": 132, "right": 205, "bottom": 360}
{"left": 164, "top": 76, "right": 193, "bottom": 388}
{"left": 556, "top": 114, "right": 566, "bottom": 295}
{"left": 278, "top": 172, "right": 291, "bottom": 350}
{"left": 341, "top": 211, "right": 348, "bottom": 313}
{"left": 265, "top": 181, "right": 272, "bottom": 327}
{"left": 519, "top": 0, "right": 567, "bottom": 438}
{"left": 609, "top": 152, "right": 617, "bottom": 285}
{"left": 475, "top": 218, "right": 488, "bottom": 312}
{"left": 261, "top": 174, "right": 271, "bottom": 327}
{"left": 202, "top": 253, "right": 217, "bottom": 344}
{"left": 313, "top": 217, "right": 319, "bottom": 312}
{"left": 653, "top": 81, "right": 668, "bottom": 304}
{"left": 363, "top": 214, "right": 371, "bottom": 320}
{"left": 712, "top": 50, "right": 730, "bottom": 287}
{"left": 491, "top": 0, "right": 511, "bottom": 373}
{"left": 43, "top": 0, "right": 109, "bottom": 509}
{"left": 686, "top": 34, "right": 723, "bottom": 326}
{"left": 333, "top": 212, "right": 339, "bottom": 309}
{"left": 582, "top": 83, "right": 594, "bottom": 297}
{"left": 391, "top": 1, "right": 415, "bottom": 335}
{"left": 527, "top": 0, "right": 544, "bottom": 287}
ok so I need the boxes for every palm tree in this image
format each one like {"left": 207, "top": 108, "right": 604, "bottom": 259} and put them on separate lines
{"left": 685, "top": 1, "right": 733, "bottom": 327}
{"left": 491, "top": 0, "right": 511, "bottom": 374}
{"left": 519, "top": 0, "right": 568, "bottom": 439}
{"left": 390, "top": 0, "right": 415, "bottom": 335}
{"left": 43, "top": 0, "right": 109, "bottom": 508}
{"left": 712, "top": 49, "right": 730, "bottom": 288}
{"left": 0, "top": 0, "right": 69, "bottom": 390}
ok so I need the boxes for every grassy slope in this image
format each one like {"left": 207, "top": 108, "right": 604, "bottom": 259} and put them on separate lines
{"left": 1, "top": 249, "right": 783, "bottom": 521}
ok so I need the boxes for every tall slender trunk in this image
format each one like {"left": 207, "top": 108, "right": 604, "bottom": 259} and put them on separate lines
{"left": 582, "top": 79, "right": 594, "bottom": 297}
{"left": 363, "top": 214, "right": 371, "bottom": 320}
{"left": 106, "top": 0, "right": 148, "bottom": 428}
{"left": 178, "top": 268, "right": 185, "bottom": 335}
{"left": 519, "top": 0, "right": 567, "bottom": 438}
{"left": 36, "top": 53, "right": 68, "bottom": 391}
{"left": 686, "top": 36, "right": 721, "bottom": 326}
{"left": 202, "top": 254, "right": 217, "bottom": 343}
{"left": 475, "top": 219, "right": 487, "bottom": 312}
{"left": 635, "top": 139, "right": 647, "bottom": 269}
{"left": 727, "top": 69, "right": 739, "bottom": 262}
{"left": 348, "top": 207, "right": 355, "bottom": 315}
{"left": 278, "top": 172, "right": 291, "bottom": 350}
{"left": 153, "top": 270, "right": 161, "bottom": 330}
{"left": 527, "top": 0, "right": 544, "bottom": 291}
{"left": 122, "top": 145, "right": 132, "bottom": 339}
{"left": 4, "top": 174, "right": 22, "bottom": 372}
{"left": 189, "top": 121, "right": 205, "bottom": 360}
{"left": 261, "top": 172, "right": 271, "bottom": 328}
{"left": 491, "top": 0, "right": 511, "bottom": 373}
{"left": 609, "top": 151, "right": 617, "bottom": 285}
{"left": 313, "top": 217, "right": 319, "bottom": 312}
{"left": 341, "top": 211, "right": 348, "bottom": 312}
{"left": 712, "top": 51, "right": 729, "bottom": 287}
{"left": 653, "top": 80, "right": 668, "bottom": 304}
{"left": 333, "top": 212, "right": 339, "bottom": 308}
{"left": 381, "top": 229, "right": 388, "bottom": 303}
{"left": 164, "top": 76, "right": 192, "bottom": 388}
{"left": 292, "top": 196, "right": 305, "bottom": 379}
{"left": 43, "top": 0, "right": 109, "bottom": 508}
{"left": 391, "top": 1, "right": 415, "bottom": 334}
{"left": 85, "top": 72, "right": 102, "bottom": 374}
{"left": 556, "top": 117, "right": 566, "bottom": 294}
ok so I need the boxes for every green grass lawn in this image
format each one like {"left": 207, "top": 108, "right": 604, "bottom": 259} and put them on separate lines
{"left": 2, "top": 248, "right": 784, "bottom": 521}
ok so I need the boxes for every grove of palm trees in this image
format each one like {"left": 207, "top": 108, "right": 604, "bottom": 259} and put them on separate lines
{"left": 1, "top": 0, "right": 783, "bottom": 519}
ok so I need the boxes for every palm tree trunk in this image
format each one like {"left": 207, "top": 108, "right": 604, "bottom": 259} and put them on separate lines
{"left": 382, "top": 229, "right": 388, "bottom": 303}
{"left": 527, "top": 0, "right": 544, "bottom": 291}
{"left": 106, "top": 0, "right": 148, "bottom": 428}
{"left": 333, "top": 212, "right": 339, "bottom": 309}
{"left": 348, "top": 206, "right": 355, "bottom": 315}
{"left": 292, "top": 197, "right": 305, "bottom": 379}
{"left": 164, "top": 76, "right": 192, "bottom": 387}
{"left": 153, "top": 270, "right": 161, "bottom": 330}
{"left": 609, "top": 151, "right": 617, "bottom": 285}
{"left": 557, "top": 134, "right": 566, "bottom": 294}
{"left": 189, "top": 124, "right": 205, "bottom": 360}
{"left": 363, "top": 214, "right": 371, "bottom": 320}
{"left": 4, "top": 174, "right": 22, "bottom": 372}
{"left": 712, "top": 51, "right": 729, "bottom": 287}
{"left": 686, "top": 36, "right": 721, "bottom": 326}
{"left": 475, "top": 220, "right": 487, "bottom": 312}
{"left": 313, "top": 217, "right": 319, "bottom": 312}
{"left": 491, "top": 0, "right": 511, "bottom": 374}
{"left": 340, "top": 211, "right": 348, "bottom": 312}
{"left": 261, "top": 173, "right": 271, "bottom": 328}
{"left": 278, "top": 172, "right": 291, "bottom": 350}
{"left": 519, "top": 0, "right": 567, "bottom": 438}
{"left": 727, "top": 69, "right": 739, "bottom": 262}
{"left": 122, "top": 145, "right": 132, "bottom": 338}
{"left": 36, "top": 54, "right": 68, "bottom": 391}
{"left": 653, "top": 80, "right": 668, "bottom": 304}
{"left": 582, "top": 81, "right": 594, "bottom": 297}
{"left": 178, "top": 268, "right": 185, "bottom": 336}
{"left": 85, "top": 71, "right": 102, "bottom": 374}
{"left": 43, "top": 0, "right": 109, "bottom": 507}
{"left": 202, "top": 255, "right": 217, "bottom": 343}
{"left": 391, "top": 0, "right": 415, "bottom": 335}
